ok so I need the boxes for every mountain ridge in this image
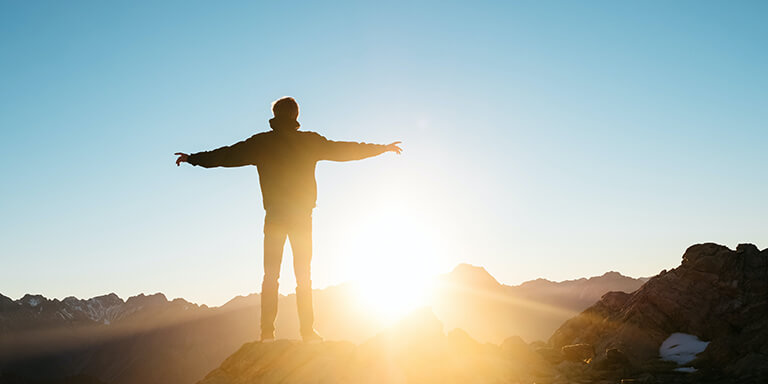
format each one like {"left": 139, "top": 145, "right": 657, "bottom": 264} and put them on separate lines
{"left": 0, "top": 263, "right": 649, "bottom": 384}
{"left": 2, "top": 265, "right": 647, "bottom": 309}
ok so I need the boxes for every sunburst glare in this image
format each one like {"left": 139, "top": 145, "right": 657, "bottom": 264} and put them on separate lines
{"left": 343, "top": 205, "right": 441, "bottom": 323}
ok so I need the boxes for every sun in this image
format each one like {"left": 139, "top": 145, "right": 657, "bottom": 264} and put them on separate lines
{"left": 353, "top": 264, "right": 436, "bottom": 323}
{"left": 343, "top": 207, "right": 441, "bottom": 323}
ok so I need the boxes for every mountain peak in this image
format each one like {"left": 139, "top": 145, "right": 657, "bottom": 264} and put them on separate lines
{"left": 88, "top": 293, "right": 124, "bottom": 307}
{"left": 445, "top": 263, "right": 501, "bottom": 288}
{"left": 20, "top": 294, "right": 46, "bottom": 307}
{"left": 92, "top": 292, "right": 120, "bottom": 300}
{"left": 598, "top": 271, "right": 624, "bottom": 278}
{"left": 125, "top": 292, "right": 168, "bottom": 306}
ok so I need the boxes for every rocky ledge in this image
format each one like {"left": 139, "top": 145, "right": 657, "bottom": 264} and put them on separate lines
{"left": 198, "top": 308, "right": 557, "bottom": 384}
{"left": 549, "top": 243, "right": 768, "bottom": 382}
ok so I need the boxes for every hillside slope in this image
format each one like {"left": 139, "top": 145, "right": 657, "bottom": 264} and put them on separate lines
{"left": 550, "top": 243, "right": 768, "bottom": 381}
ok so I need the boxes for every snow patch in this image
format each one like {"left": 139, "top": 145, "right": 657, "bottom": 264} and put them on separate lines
{"left": 27, "top": 297, "right": 40, "bottom": 307}
{"left": 660, "top": 333, "right": 709, "bottom": 366}
{"left": 60, "top": 308, "right": 74, "bottom": 319}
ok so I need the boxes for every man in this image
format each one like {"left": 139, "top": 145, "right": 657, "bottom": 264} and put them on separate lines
{"left": 175, "top": 97, "right": 402, "bottom": 342}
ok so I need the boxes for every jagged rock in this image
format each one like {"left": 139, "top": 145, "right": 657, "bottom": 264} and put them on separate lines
{"left": 550, "top": 243, "right": 768, "bottom": 381}
{"left": 536, "top": 346, "right": 564, "bottom": 364}
{"left": 561, "top": 343, "right": 595, "bottom": 362}
{"left": 554, "top": 360, "right": 589, "bottom": 380}
{"left": 529, "top": 340, "right": 547, "bottom": 349}
{"left": 606, "top": 348, "right": 630, "bottom": 366}
{"left": 726, "top": 353, "right": 768, "bottom": 379}
{"left": 682, "top": 243, "right": 730, "bottom": 273}
{"left": 585, "top": 348, "right": 635, "bottom": 381}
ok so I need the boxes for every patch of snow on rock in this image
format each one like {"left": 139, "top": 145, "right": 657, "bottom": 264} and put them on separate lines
{"left": 660, "top": 332, "right": 709, "bottom": 366}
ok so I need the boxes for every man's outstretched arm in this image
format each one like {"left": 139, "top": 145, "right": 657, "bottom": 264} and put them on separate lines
{"left": 317, "top": 136, "right": 402, "bottom": 161}
{"left": 176, "top": 136, "right": 261, "bottom": 168}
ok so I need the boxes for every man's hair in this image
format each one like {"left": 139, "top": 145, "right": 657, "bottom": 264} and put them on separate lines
{"left": 271, "top": 97, "right": 299, "bottom": 120}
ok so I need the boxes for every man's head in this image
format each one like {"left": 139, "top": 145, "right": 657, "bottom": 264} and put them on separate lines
{"left": 271, "top": 97, "right": 299, "bottom": 121}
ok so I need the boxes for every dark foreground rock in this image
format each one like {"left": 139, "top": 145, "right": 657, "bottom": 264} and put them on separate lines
{"left": 549, "top": 243, "right": 768, "bottom": 382}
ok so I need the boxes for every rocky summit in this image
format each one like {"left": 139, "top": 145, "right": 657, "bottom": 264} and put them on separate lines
{"left": 549, "top": 243, "right": 768, "bottom": 382}
{"left": 198, "top": 308, "right": 556, "bottom": 384}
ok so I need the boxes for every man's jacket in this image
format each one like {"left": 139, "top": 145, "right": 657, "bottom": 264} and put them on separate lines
{"left": 187, "top": 124, "right": 386, "bottom": 211}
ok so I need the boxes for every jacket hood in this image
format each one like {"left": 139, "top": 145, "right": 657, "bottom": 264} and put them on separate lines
{"left": 269, "top": 118, "right": 300, "bottom": 132}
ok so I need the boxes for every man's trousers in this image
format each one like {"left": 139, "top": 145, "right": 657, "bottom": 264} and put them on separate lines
{"left": 260, "top": 208, "right": 315, "bottom": 338}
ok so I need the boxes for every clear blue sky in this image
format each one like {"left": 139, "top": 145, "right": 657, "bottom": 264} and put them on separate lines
{"left": 1, "top": 1, "right": 766, "bottom": 306}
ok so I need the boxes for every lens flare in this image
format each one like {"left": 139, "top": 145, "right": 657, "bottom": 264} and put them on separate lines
{"left": 343, "top": 207, "right": 440, "bottom": 323}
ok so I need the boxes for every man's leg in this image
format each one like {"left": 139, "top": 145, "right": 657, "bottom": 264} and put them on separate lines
{"left": 287, "top": 212, "right": 319, "bottom": 340}
{"left": 261, "top": 211, "right": 287, "bottom": 341}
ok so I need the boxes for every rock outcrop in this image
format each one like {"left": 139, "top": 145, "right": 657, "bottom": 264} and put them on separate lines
{"left": 549, "top": 243, "right": 768, "bottom": 381}
{"left": 199, "top": 308, "right": 554, "bottom": 384}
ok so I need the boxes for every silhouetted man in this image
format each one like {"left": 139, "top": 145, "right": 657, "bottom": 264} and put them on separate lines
{"left": 175, "top": 97, "right": 402, "bottom": 342}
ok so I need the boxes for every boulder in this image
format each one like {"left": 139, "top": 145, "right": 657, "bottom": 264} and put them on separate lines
{"left": 561, "top": 343, "right": 595, "bottom": 363}
{"left": 606, "top": 348, "right": 629, "bottom": 365}
{"left": 535, "top": 346, "right": 564, "bottom": 364}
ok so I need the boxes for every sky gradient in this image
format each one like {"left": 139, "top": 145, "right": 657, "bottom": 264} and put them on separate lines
{"left": 2, "top": 1, "right": 767, "bottom": 306}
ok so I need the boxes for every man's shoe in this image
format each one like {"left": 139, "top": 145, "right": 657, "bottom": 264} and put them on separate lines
{"left": 301, "top": 329, "right": 323, "bottom": 343}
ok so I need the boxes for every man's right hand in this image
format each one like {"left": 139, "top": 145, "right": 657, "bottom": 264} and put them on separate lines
{"left": 386, "top": 141, "right": 403, "bottom": 155}
{"left": 175, "top": 152, "right": 189, "bottom": 166}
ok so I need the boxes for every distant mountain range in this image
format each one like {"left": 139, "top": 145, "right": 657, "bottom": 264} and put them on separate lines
{"left": 433, "top": 264, "right": 648, "bottom": 343}
{"left": 0, "top": 265, "right": 648, "bottom": 384}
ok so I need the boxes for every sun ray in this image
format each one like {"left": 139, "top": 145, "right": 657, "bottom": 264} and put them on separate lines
{"left": 342, "top": 206, "right": 441, "bottom": 323}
